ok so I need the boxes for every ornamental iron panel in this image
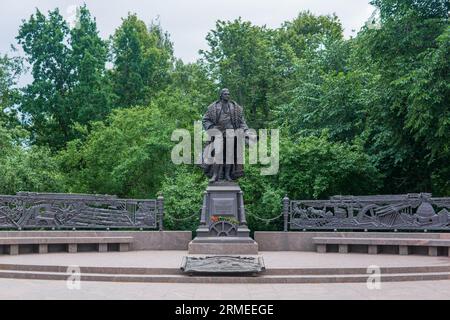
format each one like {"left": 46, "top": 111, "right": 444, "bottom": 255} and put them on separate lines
{"left": 284, "top": 193, "right": 450, "bottom": 231}
{"left": 0, "top": 192, "right": 164, "bottom": 230}
{"left": 209, "top": 221, "right": 238, "bottom": 237}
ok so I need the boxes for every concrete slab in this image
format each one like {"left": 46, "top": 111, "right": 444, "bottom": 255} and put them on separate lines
{"left": 0, "top": 250, "right": 448, "bottom": 269}
{"left": 0, "top": 278, "right": 450, "bottom": 300}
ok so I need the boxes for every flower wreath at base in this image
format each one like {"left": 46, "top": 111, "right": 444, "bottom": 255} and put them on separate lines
{"left": 210, "top": 215, "right": 239, "bottom": 225}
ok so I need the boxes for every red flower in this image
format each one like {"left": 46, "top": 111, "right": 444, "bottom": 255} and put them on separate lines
{"left": 211, "top": 215, "right": 219, "bottom": 222}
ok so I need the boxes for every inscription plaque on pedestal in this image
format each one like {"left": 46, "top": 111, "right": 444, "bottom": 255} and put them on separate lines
{"left": 212, "top": 198, "right": 235, "bottom": 216}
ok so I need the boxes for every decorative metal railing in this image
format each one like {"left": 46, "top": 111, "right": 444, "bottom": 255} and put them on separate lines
{"left": 0, "top": 192, "right": 164, "bottom": 230}
{"left": 283, "top": 193, "right": 450, "bottom": 231}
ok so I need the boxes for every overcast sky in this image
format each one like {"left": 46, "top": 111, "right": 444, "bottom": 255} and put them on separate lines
{"left": 1, "top": 0, "right": 375, "bottom": 62}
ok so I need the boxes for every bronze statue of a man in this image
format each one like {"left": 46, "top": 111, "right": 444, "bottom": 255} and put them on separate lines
{"left": 201, "top": 88, "right": 249, "bottom": 183}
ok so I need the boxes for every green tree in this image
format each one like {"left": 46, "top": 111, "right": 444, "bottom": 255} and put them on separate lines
{"left": 201, "top": 18, "right": 274, "bottom": 127}
{"left": 0, "top": 121, "right": 64, "bottom": 195}
{"left": 17, "top": 6, "right": 114, "bottom": 150}
{"left": 278, "top": 135, "right": 382, "bottom": 200}
{"left": 267, "top": 12, "right": 345, "bottom": 119}
{"left": 371, "top": 0, "right": 449, "bottom": 20}
{"left": 0, "top": 55, "right": 23, "bottom": 127}
{"left": 274, "top": 38, "right": 369, "bottom": 143}
{"left": 405, "top": 27, "right": 450, "bottom": 195}
{"left": 352, "top": 0, "right": 449, "bottom": 193}
{"left": 58, "top": 106, "right": 173, "bottom": 197}
{"left": 239, "top": 164, "right": 284, "bottom": 232}
{"left": 169, "top": 59, "right": 217, "bottom": 114}
{"left": 17, "top": 8, "right": 73, "bottom": 149}
{"left": 110, "top": 14, "right": 174, "bottom": 108}
{"left": 69, "top": 5, "right": 114, "bottom": 132}
{"left": 277, "top": 11, "right": 343, "bottom": 58}
{"left": 0, "top": 145, "right": 65, "bottom": 195}
{"left": 160, "top": 166, "right": 207, "bottom": 231}
{"left": 58, "top": 87, "right": 202, "bottom": 198}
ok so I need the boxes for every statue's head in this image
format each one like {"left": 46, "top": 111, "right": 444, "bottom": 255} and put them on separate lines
{"left": 219, "top": 88, "right": 230, "bottom": 102}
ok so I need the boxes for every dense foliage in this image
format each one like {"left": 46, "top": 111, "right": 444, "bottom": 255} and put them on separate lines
{"left": 0, "top": 0, "right": 448, "bottom": 231}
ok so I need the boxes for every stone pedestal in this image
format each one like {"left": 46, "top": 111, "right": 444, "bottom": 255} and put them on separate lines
{"left": 188, "top": 182, "right": 258, "bottom": 255}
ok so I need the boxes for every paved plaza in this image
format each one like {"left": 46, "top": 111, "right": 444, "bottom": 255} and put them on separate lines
{"left": 1, "top": 278, "right": 450, "bottom": 300}
{"left": 0, "top": 251, "right": 449, "bottom": 299}
{"left": 1, "top": 250, "right": 449, "bottom": 268}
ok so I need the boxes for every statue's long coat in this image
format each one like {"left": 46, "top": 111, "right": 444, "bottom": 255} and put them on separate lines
{"left": 200, "top": 100, "right": 248, "bottom": 179}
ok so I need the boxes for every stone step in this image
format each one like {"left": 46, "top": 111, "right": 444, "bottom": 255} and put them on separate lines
{"left": 0, "top": 269, "right": 449, "bottom": 283}
{"left": 264, "top": 265, "right": 450, "bottom": 275}
{"left": 0, "top": 264, "right": 182, "bottom": 275}
{"left": 1, "top": 263, "right": 449, "bottom": 276}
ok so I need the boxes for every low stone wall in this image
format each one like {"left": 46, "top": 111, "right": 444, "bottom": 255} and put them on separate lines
{"left": 0, "top": 231, "right": 192, "bottom": 251}
{"left": 254, "top": 231, "right": 450, "bottom": 251}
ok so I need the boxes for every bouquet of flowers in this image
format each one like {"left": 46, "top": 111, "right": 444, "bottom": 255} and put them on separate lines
{"left": 210, "top": 215, "right": 239, "bottom": 225}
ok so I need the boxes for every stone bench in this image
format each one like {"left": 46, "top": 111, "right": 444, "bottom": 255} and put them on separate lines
{"left": 0, "top": 237, "right": 133, "bottom": 255}
{"left": 313, "top": 237, "right": 450, "bottom": 256}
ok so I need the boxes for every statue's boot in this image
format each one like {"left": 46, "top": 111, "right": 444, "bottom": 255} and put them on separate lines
{"left": 209, "top": 165, "right": 221, "bottom": 183}
{"left": 224, "top": 165, "right": 232, "bottom": 181}
{"left": 209, "top": 174, "right": 218, "bottom": 183}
